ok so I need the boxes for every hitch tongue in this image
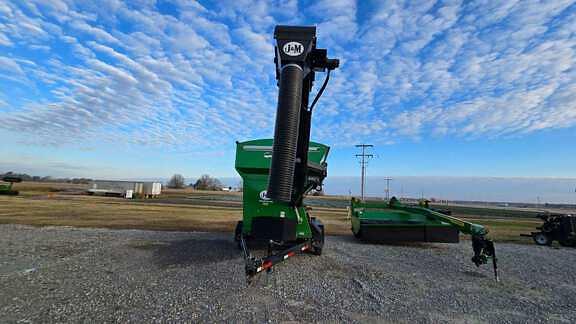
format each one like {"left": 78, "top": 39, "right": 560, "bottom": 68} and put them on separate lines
{"left": 241, "top": 237, "right": 312, "bottom": 284}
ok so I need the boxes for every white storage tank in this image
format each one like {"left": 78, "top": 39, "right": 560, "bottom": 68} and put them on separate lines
{"left": 153, "top": 182, "right": 162, "bottom": 196}
{"left": 132, "top": 183, "right": 141, "bottom": 195}
{"left": 143, "top": 182, "right": 162, "bottom": 198}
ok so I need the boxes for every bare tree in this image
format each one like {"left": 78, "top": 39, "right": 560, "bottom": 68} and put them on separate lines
{"left": 193, "top": 174, "right": 223, "bottom": 191}
{"left": 167, "top": 174, "right": 185, "bottom": 189}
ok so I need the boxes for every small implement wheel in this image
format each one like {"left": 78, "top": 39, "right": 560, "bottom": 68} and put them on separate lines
{"left": 311, "top": 220, "right": 324, "bottom": 256}
{"left": 533, "top": 232, "right": 552, "bottom": 246}
{"left": 312, "top": 242, "right": 323, "bottom": 256}
{"left": 234, "top": 221, "right": 243, "bottom": 249}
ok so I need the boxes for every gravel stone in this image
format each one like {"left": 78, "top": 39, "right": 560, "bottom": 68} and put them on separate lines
{"left": 0, "top": 224, "right": 575, "bottom": 323}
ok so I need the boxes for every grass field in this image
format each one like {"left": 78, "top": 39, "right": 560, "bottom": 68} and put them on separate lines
{"left": 0, "top": 181, "right": 548, "bottom": 243}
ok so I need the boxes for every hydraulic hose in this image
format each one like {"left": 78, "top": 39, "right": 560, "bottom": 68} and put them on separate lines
{"left": 309, "top": 69, "right": 330, "bottom": 113}
{"left": 267, "top": 64, "right": 303, "bottom": 203}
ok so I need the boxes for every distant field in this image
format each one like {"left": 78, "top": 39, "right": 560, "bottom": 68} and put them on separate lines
{"left": 0, "top": 181, "right": 548, "bottom": 243}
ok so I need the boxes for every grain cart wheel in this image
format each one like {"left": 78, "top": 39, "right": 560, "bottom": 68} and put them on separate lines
{"left": 311, "top": 218, "right": 324, "bottom": 256}
{"left": 234, "top": 221, "right": 243, "bottom": 249}
{"left": 533, "top": 232, "right": 552, "bottom": 246}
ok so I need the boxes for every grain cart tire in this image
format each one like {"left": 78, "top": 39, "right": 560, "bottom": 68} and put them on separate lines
{"left": 311, "top": 218, "right": 324, "bottom": 256}
{"left": 533, "top": 232, "right": 552, "bottom": 246}
{"left": 312, "top": 238, "right": 323, "bottom": 255}
{"left": 234, "top": 221, "right": 243, "bottom": 249}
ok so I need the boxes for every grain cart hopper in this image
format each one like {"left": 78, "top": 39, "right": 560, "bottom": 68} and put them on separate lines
{"left": 234, "top": 25, "right": 339, "bottom": 282}
{"left": 350, "top": 197, "right": 499, "bottom": 281}
{"left": 521, "top": 213, "right": 576, "bottom": 247}
{"left": 0, "top": 176, "right": 22, "bottom": 195}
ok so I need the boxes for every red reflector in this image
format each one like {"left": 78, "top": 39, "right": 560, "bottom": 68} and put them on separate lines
{"left": 287, "top": 252, "right": 295, "bottom": 257}
{"left": 263, "top": 261, "right": 273, "bottom": 269}
{"left": 301, "top": 246, "right": 308, "bottom": 251}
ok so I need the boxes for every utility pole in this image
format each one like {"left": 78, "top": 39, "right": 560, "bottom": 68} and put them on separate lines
{"left": 384, "top": 177, "right": 392, "bottom": 200}
{"left": 355, "top": 144, "right": 373, "bottom": 201}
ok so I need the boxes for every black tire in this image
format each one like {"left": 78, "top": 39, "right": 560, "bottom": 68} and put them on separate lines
{"left": 312, "top": 222, "right": 324, "bottom": 256}
{"left": 312, "top": 236, "right": 323, "bottom": 256}
{"left": 312, "top": 245, "right": 322, "bottom": 255}
{"left": 533, "top": 232, "right": 552, "bottom": 246}
{"left": 353, "top": 228, "right": 362, "bottom": 239}
{"left": 234, "top": 221, "right": 243, "bottom": 249}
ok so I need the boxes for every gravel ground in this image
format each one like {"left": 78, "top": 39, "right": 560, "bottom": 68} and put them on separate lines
{"left": 1, "top": 224, "right": 575, "bottom": 323}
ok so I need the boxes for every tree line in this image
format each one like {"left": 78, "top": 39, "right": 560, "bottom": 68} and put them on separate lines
{"left": 167, "top": 174, "right": 227, "bottom": 191}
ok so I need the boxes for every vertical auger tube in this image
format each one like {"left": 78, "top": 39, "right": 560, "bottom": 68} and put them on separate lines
{"left": 267, "top": 64, "right": 304, "bottom": 203}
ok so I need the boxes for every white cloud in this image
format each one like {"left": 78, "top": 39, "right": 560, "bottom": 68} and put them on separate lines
{"left": 0, "top": 0, "right": 574, "bottom": 152}
{"left": 68, "top": 20, "right": 119, "bottom": 44}
{"left": 312, "top": 0, "right": 576, "bottom": 144}
{"left": 0, "top": 56, "right": 24, "bottom": 75}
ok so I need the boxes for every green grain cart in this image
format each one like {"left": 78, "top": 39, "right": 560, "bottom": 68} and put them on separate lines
{"left": 234, "top": 140, "right": 329, "bottom": 269}
{"left": 234, "top": 25, "right": 339, "bottom": 281}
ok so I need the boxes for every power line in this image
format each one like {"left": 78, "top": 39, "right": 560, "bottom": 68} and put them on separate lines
{"left": 355, "top": 144, "right": 373, "bottom": 200}
{"left": 383, "top": 177, "right": 393, "bottom": 200}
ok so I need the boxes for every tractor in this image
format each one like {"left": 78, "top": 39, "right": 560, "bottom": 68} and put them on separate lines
{"left": 0, "top": 176, "right": 22, "bottom": 195}
{"left": 522, "top": 213, "right": 576, "bottom": 247}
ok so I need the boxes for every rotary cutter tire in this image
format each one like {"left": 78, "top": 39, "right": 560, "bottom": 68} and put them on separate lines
{"left": 533, "top": 232, "right": 552, "bottom": 246}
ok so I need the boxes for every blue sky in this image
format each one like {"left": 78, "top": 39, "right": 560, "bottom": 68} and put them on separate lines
{"left": 0, "top": 0, "right": 575, "bottom": 180}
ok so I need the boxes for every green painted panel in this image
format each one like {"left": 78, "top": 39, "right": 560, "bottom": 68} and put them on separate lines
{"left": 350, "top": 198, "right": 487, "bottom": 235}
{"left": 235, "top": 138, "right": 329, "bottom": 239}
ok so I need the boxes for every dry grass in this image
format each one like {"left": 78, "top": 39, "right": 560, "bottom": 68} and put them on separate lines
{"left": 0, "top": 195, "right": 240, "bottom": 232}
{"left": 0, "top": 182, "right": 541, "bottom": 242}
{"left": 458, "top": 216, "right": 540, "bottom": 242}
{"left": 0, "top": 194, "right": 352, "bottom": 234}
